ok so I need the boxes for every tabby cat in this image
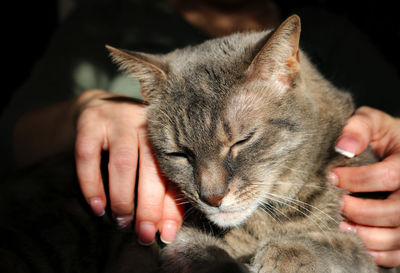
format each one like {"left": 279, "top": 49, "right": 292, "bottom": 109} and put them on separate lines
{"left": 107, "top": 15, "right": 379, "bottom": 273}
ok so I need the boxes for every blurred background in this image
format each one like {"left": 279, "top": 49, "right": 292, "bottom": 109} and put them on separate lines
{"left": 2, "top": 0, "right": 399, "bottom": 114}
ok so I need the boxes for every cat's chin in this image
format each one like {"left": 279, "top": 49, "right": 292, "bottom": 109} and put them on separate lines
{"left": 206, "top": 206, "right": 255, "bottom": 228}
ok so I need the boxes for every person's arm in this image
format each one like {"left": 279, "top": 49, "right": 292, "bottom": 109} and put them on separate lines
{"left": 13, "top": 97, "right": 78, "bottom": 168}
{"left": 13, "top": 89, "right": 184, "bottom": 245}
{"left": 329, "top": 106, "right": 400, "bottom": 268}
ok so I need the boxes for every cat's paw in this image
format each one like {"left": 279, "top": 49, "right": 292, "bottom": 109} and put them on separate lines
{"left": 160, "top": 228, "right": 250, "bottom": 273}
{"left": 251, "top": 239, "right": 321, "bottom": 273}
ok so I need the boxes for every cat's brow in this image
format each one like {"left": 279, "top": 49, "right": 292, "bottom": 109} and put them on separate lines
{"left": 268, "top": 119, "right": 299, "bottom": 132}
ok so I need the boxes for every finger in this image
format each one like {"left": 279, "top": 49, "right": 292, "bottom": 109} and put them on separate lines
{"left": 135, "top": 129, "right": 167, "bottom": 245}
{"left": 334, "top": 107, "right": 374, "bottom": 158}
{"left": 334, "top": 106, "right": 394, "bottom": 158}
{"left": 342, "top": 194, "right": 400, "bottom": 227}
{"left": 332, "top": 154, "right": 400, "bottom": 192}
{"left": 75, "top": 117, "right": 106, "bottom": 216}
{"left": 388, "top": 189, "right": 400, "bottom": 200}
{"left": 108, "top": 125, "right": 138, "bottom": 228}
{"left": 340, "top": 222, "right": 400, "bottom": 251}
{"left": 368, "top": 249, "right": 400, "bottom": 268}
{"left": 159, "top": 183, "right": 186, "bottom": 244}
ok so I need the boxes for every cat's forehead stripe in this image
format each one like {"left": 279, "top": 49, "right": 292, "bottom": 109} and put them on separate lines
{"left": 223, "top": 121, "right": 232, "bottom": 140}
{"left": 268, "top": 119, "right": 299, "bottom": 132}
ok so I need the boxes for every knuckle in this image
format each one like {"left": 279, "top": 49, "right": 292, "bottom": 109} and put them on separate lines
{"left": 79, "top": 106, "right": 104, "bottom": 124}
{"left": 80, "top": 104, "right": 99, "bottom": 117}
{"left": 76, "top": 112, "right": 105, "bottom": 137}
{"left": 359, "top": 233, "right": 377, "bottom": 249}
{"left": 138, "top": 200, "right": 163, "bottom": 215}
{"left": 377, "top": 204, "right": 400, "bottom": 228}
{"left": 111, "top": 149, "right": 137, "bottom": 171}
{"left": 355, "top": 106, "right": 383, "bottom": 120}
{"left": 140, "top": 158, "right": 159, "bottom": 175}
{"left": 389, "top": 211, "right": 400, "bottom": 227}
{"left": 360, "top": 229, "right": 397, "bottom": 250}
{"left": 75, "top": 139, "right": 98, "bottom": 160}
{"left": 382, "top": 163, "right": 400, "bottom": 190}
{"left": 351, "top": 115, "right": 371, "bottom": 135}
{"left": 356, "top": 106, "right": 375, "bottom": 115}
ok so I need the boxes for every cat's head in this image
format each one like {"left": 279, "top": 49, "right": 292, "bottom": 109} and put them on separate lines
{"left": 107, "top": 15, "right": 336, "bottom": 228}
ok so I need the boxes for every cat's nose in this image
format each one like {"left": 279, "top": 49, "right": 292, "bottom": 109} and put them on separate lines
{"left": 201, "top": 194, "right": 225, "bottom": 207}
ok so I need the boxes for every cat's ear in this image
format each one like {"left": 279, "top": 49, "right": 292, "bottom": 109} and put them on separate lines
{"left": 246, "top": 15, "right": 301, "bottom": 92}
{"left": 106, "top": 45, "right": 167, "bottom": 102}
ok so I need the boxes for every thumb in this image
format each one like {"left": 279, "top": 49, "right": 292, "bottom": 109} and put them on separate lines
{"left": 335, "top": 107, "right": 374, "bottom": 158}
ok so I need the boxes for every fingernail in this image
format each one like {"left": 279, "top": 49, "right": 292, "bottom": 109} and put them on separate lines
{"left": 340, "top": 196, "right": 345, "bottom": 212}
{"left": 335, "top": 135, "right": 360, "bottom": 158}
{"left": 368, "top": 251, "right": 379, "bottom": 259}
{"left": 327, "top": 171, "right": 338, "bottom": 186}
{"left": 160, "top": 220, "right": 178, "bottom": 244}
{"left": 339, "top": 221, "right": 356, "bottom": 233}
{"left": 89, "top": 198, "right": 105, "bottom": 216}
{"left": 137, "top": 222, "right": 156, "bottom": 246}
{"left": 115, "top": 215, "right": 133, "bottom": 230}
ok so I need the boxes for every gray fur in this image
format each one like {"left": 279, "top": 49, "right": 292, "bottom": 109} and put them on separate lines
{"left": 108, "top": 15, "right": 378, "bottom": 273}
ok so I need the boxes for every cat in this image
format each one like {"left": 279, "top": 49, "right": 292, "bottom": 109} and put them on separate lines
{"left": 106, "top": 15, "right": 381, "bottom": 273}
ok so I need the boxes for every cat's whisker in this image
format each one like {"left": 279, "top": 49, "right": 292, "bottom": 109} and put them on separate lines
{"left": 237, "top": 183, "right": 335, "bottom": 231}
{"left": 298, "top": 131, "right": 318, "bottom": 137}
{"left": 251, "top": 181, "right": 327, "bottom": 189}
{"left": 174, "top": 193, "right": 186, "bottom": 197}
{"left": 177, "top": 201, "right": 191, "bottom": 206}
{"left": 257, "top": 200, "right": 288, "bottom": 224}
{"left": 266, "top": 192, "right": 339, "bottom": 226}
{"left": 264, "top": 192, "right": 334, "bottom": 233}
{"left": 207, "top": 221, "right": 216, "bottom": 237}
{"left": 174, "top": 195, "right": 186, "bottom": 199}
{"left": 259, "top": 206, "right": 282, "bottom": 224}
{"left": 262, "top": 192, "right": 330, "bottom": 233}
{"left": 174, "top": 196, "right": 188, "bottom": 202}
{"left": 182, "top": 206, "right": 196, "bottom": 221}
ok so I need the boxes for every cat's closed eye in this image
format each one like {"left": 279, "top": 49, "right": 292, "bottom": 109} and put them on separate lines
{"left": 166, "top": 152, "right": 188, "bottom": 159}
{"left": 232, "top": 133, "right": 253, "bottom": 148}
{"left": 229, "top": 131, "right": 255, "bottom": 157}
{"left": 165, "top": 149, "right": 194, "bottom": 164}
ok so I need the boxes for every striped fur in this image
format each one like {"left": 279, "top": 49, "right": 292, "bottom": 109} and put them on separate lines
{"left": 109, "top": 15, "right": 379, "bottom": 273}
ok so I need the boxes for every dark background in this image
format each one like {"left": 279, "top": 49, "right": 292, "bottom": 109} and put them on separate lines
{"left": 2, "top": 0, "right": 399, "bottom": 114}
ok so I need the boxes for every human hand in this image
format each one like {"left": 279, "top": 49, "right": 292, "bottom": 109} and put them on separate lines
{"left": 75, "top": 89, "right": 184, "bottom": 245}
{"left": 329, "top": 106, "right": 400, "bottom": 268}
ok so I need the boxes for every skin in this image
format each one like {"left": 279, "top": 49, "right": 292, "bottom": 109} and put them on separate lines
{"left": 14, "top": 89, "right": 184, "bottom": 244}
{"left": 12, "top": 0, "right": 400, "bottom": 267}
{"left": 329, "top": 106, "right": 400, "bottom": 267}
{"left": 74, "top": 90, "right": 185, "bottom": 244}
